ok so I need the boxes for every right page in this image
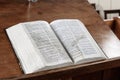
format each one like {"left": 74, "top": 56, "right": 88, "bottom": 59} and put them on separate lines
{"left": 50, "top": 19, "right": 107, "bottom": 64}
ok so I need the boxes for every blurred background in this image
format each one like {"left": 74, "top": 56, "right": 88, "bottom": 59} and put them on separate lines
{"left": 88, "top": 0, "right": 120, "bottom": 19}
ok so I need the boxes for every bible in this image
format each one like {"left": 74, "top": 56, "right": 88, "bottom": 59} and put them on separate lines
{"left": 6, "top": 19, "right": 107, "bottom": 74}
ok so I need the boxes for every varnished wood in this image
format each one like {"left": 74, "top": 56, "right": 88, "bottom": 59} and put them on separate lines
{"left": 104, "top": 17, "right": 120, "bottom": 40}
{"left": 72, "top": 71, "right": 103, "bottom": 80}
{"left": 1, "top": 0, "right": 120, "bottom": 79}
{"left": 103, "top": 68, "right": 120, "bottom": 80}
{"left": 104, "top": 19, "right": 115, "bottom": 29}
{"left": 113, "top": 17, "right": 120, "bottom": 40}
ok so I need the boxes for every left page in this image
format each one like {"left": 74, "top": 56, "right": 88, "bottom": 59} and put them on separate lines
{"left": 6, "top": 21, "right": 72, "bottom": 74}
{"left": 22, "top": 21, "right": 72, "bottom": 69}
{"left": 6, "top": 24, "right": 45, "bottom": 74}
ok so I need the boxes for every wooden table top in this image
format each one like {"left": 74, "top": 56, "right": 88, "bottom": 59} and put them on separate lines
{"left": 0, "top": 0, "right": 120, "bottom": 79}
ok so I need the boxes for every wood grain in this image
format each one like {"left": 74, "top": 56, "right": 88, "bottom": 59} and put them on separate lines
{"left": 0, "top": 0, "right": 120, "bottom": 79}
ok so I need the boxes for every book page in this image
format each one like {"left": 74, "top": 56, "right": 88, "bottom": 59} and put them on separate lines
{"left": 6, "top": 24, "right": 45, "bottom": 74}
{"left": 50, "top": 19, "right": 106, "bottom": 63}
{"left": 22, "top": 21, "right": 72, "bottom": 67}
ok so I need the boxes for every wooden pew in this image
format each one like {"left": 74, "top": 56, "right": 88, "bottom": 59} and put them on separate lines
{"left": 0, "top": 0, "right": 120, "bottom": 80}
{"left": 104, "top": 17, "right": 120, "bottom": 40}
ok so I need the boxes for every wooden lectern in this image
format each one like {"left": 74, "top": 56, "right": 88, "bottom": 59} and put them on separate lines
{"left": 0, "top": 0, "right": 120, "bottom": 80}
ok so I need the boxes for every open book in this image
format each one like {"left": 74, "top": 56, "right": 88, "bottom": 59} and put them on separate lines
{"left": 6, "top": 19, "right": 107, "bottom": 74}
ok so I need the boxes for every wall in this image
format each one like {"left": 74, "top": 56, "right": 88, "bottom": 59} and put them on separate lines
{"left": 88, "top": 0, "right": 120, "bottom": 19}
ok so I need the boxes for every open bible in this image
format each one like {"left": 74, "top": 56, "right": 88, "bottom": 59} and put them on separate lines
{"left": 6, "top": 19, "right": 107, "bottom": 74}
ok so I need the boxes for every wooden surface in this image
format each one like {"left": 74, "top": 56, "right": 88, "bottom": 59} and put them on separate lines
{"left": 114, "top": 17, "right": 120, "bottom": 40}
{"left": 1, "top": 0, "right": 120, "bottom": 79}
{"left": 104, "top": 19, "right": 115, "bottom": 29}
{"left": 104, "top": 18, "right": 120, "bottom": 40}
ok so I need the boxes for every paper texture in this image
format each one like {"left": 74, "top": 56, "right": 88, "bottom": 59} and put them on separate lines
{"left": 6, "top": 21, "right": 72, "bottom": 74}
{"left": 6, "top": 19, "right": 106, "bottom": 74}
{"left": 22, "top": 21, "right": 72, "bottom": 67}
{"left": 6, "top": 24, "right": 45, "bottom": 74}
{"left": 50, "top": 19, "right": 106, "bottom": 63}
